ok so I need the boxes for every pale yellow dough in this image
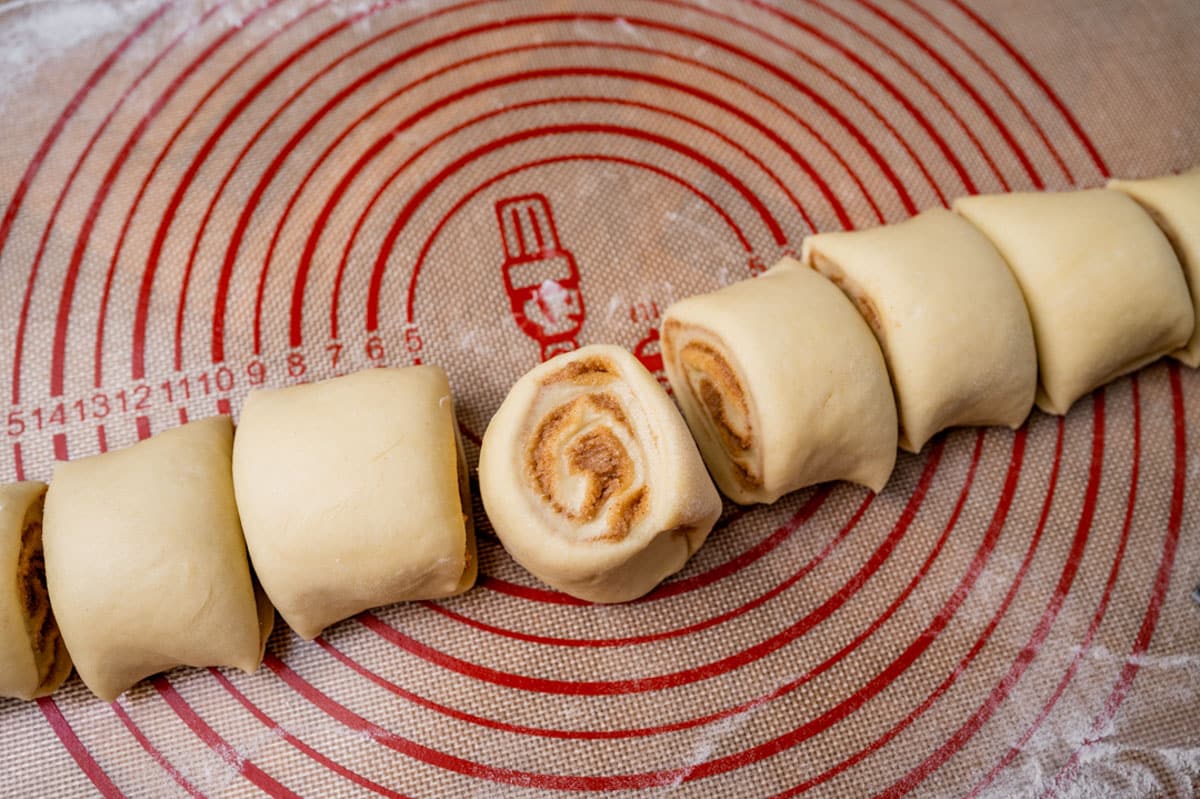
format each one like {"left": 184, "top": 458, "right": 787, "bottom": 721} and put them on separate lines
{"left": 479, "top": 344, "right": 721, "bottom": 603}
{"left": 233, "top": 366, "right": 476, "bottom": 640}
{"left": 661, "top": 257, "right": 897, "bottom": 504}
{"left": 954, "top": 189, "right": 1193, "bottom": 415}
{"left": 0, "top": 481, "right": 72, "bottom": 700}
{"left": 42, "top": 417, "right": 271, "bottom": 701}
{"left": 803, "top": 209, "right": 1037, "bottom": 452}
{"left": 1109, "top": 168, "right": 1200, "bottom": 366}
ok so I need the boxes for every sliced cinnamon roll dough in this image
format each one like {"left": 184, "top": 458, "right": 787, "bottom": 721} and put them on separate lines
{"left": 233, "top": 366, "right": 476, "bottom": 640}
{"left": 661, "top": 257, "right": 897, "bottom": 505}
{"left": 1108, "top": 168, "right": 1200, "bottom": 366}
{"left": 802, "top": 209, "right": 1037, "bottom": 452}
{"left": 42, "top": 417, "right": 272, "bottom": 701}
{"left": 0, "top": 481, "right": 72, "bottom": 701}
{"left": 479, "top": 345, "right": 721, "bottom": 603}
{"left": 954, "top": 189, "right": 1193, "bottom": 415}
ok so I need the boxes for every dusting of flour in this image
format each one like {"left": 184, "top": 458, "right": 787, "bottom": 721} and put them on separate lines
{"left": 0, "top": 0, "right": 161, "bottom": 107}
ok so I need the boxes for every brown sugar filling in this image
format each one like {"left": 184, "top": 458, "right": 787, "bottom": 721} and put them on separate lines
{"left": 527, "top": 391, "right": 646, "bottom": 541}
{"left": 17, "top": 517, "right": 59, "bottom": 683}
{"left": 678, "top": 342, "right": 751, "bottom": 453}
{"left": 665, "top": 326, "right": 761, "bottom": 491}
{"left": 603, "top": 486, "right": 647, "bottom": 543}
{"left": 542, "top": 355, "right": 618, "bottom": 387}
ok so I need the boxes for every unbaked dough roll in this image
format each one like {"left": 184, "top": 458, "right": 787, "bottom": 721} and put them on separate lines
{"left": 954, "top": 189, "right": 1194, "bottom": 415}
{"left": 802, "top": 209, "right": 1038, "bottom": 452}
{"left": 479, "top": 344, "right": 721, "bottom": 603}
{"left": 661, "top": 257, "right": 897, "bottom": 504}
{"left": 42, "top": 417, "right": 272, "bottom": 701}
{"left": 1109, "top": 168, "right": 1200, "bottom": 366}
{"left": 233, "top": 366, "right": 476, "bottom": 640}
{"left": 0, "top": 482, "right": 72, "bottom": 700}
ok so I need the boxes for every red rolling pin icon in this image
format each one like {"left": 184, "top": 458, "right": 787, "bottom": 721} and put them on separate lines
{"left": 496, "top": 194, "right": 586, "bottom": 361}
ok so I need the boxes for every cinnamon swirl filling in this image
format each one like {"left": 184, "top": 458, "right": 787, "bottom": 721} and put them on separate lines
{"left": 17, "top": 515, "right": 60, "bottom": 686}
{"left": 526, "top": 360, "right": 649, "bottom": 542}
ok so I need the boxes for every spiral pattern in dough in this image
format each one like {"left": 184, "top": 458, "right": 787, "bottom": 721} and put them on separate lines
{"left": 481, "top": 345, "right": 721, "bottom": 603}
{"left": 529, "top": 390, "right": 646, "bottom": 542}
{"left": 522, "top": 356, "right": 657, "bottom": 545}
{"left": 19, "top": 520, "right": 56, "bottom": 676}
{"left": 0, "top": 482, "right": 72, "bottom": 701}
{"left": 663, "top": 320, "right": 760, "bottom": 494}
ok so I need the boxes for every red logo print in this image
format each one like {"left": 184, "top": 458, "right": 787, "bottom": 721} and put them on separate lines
{"left": 496, "top": 194, "right": 586, "bottom": 361}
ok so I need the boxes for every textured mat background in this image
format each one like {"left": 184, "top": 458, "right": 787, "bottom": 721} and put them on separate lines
{"left": 1, "top": 0, "right": 1198, "bottom": 796}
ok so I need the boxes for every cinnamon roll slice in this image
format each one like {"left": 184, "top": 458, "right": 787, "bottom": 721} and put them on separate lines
{"left": 802, "top": 209, "right": 1038, "bottom": 452}
{"left": 43, "top": 417, "right": 272, "bottom": 701}
{"left": 661, "top": 257, "right": 897, "bottom": 505}
{"left": 0, "top": 482, "right": 72, "bottom": 700}
{"left": 479, "top": 345, "right": 721, "bottom": 603}
{"left": 233, "top": 366, "right": 476, "bottom": 640}
{"left": 1109, "top": 168, "right": 1200, "bottom": 366}
{"left": 954, "top": 189, "right": 1194, "bottom": 415}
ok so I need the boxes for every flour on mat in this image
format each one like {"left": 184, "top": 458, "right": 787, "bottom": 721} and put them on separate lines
{"left": 0, "top": 0, "right": 150, "bottom": 101}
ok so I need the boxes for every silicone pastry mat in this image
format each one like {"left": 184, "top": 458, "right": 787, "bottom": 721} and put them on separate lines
{"left": 1, "top": 0, "right": 1198, "bottom": 796}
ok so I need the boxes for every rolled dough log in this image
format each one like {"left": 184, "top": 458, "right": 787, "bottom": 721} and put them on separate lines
{"left": 802, "top": 209, "right": 1037, "bottom": 452}
{"left": 479, "top": 344, "right": 721, "bottom": 602}
{"left": 661, "top": 257, "right": 897, "bottom": 504}
{"left": 0, "top": 481, "right": 72, "bottom": 700}
{"left": 1109, "top": 168, "right": 1200, "bottom": 366}
{"left": 954, "top": 189, "right": 1193, "bottom": 415}
{"left": 42, "top": 417, "right": 272, "bottom": 701}
{"left": 233, "top": 366, "right": 476, "bottom": 640}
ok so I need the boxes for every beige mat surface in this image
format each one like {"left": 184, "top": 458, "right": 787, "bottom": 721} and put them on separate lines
{"left": 1, "top": 0, "right": 1198, "bottom": 796}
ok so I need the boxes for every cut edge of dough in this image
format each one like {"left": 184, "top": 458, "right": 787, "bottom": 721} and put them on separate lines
{"left": 522, "top": 351, "right": 657, "bottom": 541}
{"left": 805, "top": 251, "right": 884, "bottom": 339}
{"left": 250, "top": 579, "right": 275, "bottom": 671}
{"left": 17, "top": 488, "right": 72, "bottom": 697}
{"left": 661, "top": 317, "right": 766, "bottom": 504}
{"left": 805, "top": 248, "right": 914, "bottom": 451}
{"left": 450, "top": 411, "right": 478, "bottom": 596}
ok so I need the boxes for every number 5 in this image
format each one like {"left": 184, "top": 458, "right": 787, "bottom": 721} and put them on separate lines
{"left": 6, "top": 410, "right": 24, "bottom": 437}
{"left": 404, "top": 326, "right": 423, "bottom": 353}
